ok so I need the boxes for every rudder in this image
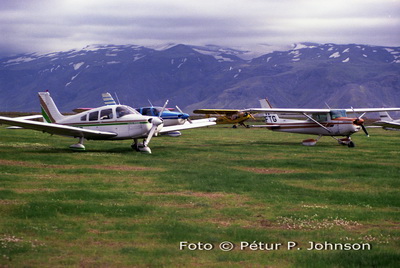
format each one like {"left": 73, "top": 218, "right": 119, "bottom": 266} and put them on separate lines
{"left": 38, "top": 92, "right": 65, "bottom": 123}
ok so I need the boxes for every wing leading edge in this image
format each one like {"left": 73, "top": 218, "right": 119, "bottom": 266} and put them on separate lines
{"left": 159, "top": 118, "right": 216, "bottom": 133}
{"left": 193, "top": 109, "right": 241, "bottom": 115}
{"left": 243, "top": 108, "right": 400, "bottom": 114}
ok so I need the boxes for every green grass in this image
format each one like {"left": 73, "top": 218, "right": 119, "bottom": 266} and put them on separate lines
{"left": 0, "top": 125, "right": 399, "bottom": 267}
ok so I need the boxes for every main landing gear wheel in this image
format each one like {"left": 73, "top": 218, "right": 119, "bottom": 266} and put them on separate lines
{"left": 335, "top": 137, "right": 355, "bottom": 148}
{"left": 347, "top": 141, "right": 355, "bottom": 148}
{"left": 131, "top": 139, "right": 152, "bottom": 154}
{"left": 69, "top": 137, "right": 85, "bottom": 151}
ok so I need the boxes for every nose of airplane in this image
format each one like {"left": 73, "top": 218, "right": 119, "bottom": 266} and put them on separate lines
{"left": 179, "top": 113, "right": 190, "bottom": 119}
{"left": 148, "top": 117, "right": 163, "bottom": 126}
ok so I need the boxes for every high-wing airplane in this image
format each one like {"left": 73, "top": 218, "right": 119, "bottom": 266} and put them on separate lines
{"left": 244, "top": 99, "right": 400, "bottom": 147}
{"left": 192, "top": 109, "right": 254, "bottom": 128}
{"left": 372, "top": 112, "right": 400, "bottom": 131}
{"left": 0, "top": 92, "right": 216, "bottom": 153}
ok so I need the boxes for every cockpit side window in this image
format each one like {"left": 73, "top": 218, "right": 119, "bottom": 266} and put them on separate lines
{"left": 80, "top": 115, "right": 87, "bottom": 121}
{"left": 142, "top": 108, "right": 152, "bottom": 116}
{"left": 88, "top": 111, "right": 99, "bottom": 121}
{"left": 330, "top": 110, "right": 347, "bottom": 120}
{"left": 116, "top": 106, "right": 138, "bottom": 118}
{"left": 100, "top": 108, "right": 113, "bottom": 120}
{"left": 312, "top": 113, "right": 328, "bottom": 122}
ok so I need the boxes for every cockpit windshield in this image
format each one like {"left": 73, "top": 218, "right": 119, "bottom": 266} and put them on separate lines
{"left": 330, "top": 109, "right": 347, "bottom": 120}
{"left": 116, "top": 106, "right": 139, "bottom": 118}
{"left": 153, "top": 108, "right": 163, "bottom": 116}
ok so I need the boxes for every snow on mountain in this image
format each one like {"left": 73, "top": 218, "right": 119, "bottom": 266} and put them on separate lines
{"left": 0, "top": 43, "right": 399, "bottom": 112}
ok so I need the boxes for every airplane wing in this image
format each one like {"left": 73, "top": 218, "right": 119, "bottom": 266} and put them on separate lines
{"left": 345, "top": 108, "right": 400, "bottom": 113}
{"left": 0, "top": 116, "right": 117, "bottom": 139}
{"left": 159, "top": 118, "right": 216, "bottom": 133}
{"left": 243, "top": 108, "right": 331, "bottom": 114}
{"left": 373, "top": 121, "right": 400, "bottom": 129}
{"left": 244, "top": 108, "right": 400, "bottom": 114}
{"left": 193, "top": 109, "right": 241, "bottom": 115}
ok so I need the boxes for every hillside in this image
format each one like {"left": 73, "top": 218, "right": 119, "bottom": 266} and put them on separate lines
{"left": 0, "top": 43, "right": 399, "bottom": 112}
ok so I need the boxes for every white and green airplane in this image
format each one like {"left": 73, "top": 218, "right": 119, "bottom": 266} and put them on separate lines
{"left": 0, "top": 92, "right": 216, "bottom": 153}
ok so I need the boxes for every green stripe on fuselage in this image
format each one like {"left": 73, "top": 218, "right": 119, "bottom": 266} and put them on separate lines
{"left": 69, "top": 121, "right": 149, "bottom": 127}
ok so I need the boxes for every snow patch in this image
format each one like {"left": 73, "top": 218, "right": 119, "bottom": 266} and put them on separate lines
{"left": 177, "top": 58, "right": 187, "bottom": 68}
{"left": 5, "top": 56, "right": 36, "bottom": 65}
{"left": 73, "top": 62, "right": 84, "bottom": 70}
{"left": 214, "top": 55, "right": 234, "bottom": 62}
{"left": 329, "top": 52, "right": 341, "bottom": 58}
{"left": 133, "top": 55, "right": 145, "bottom": 61}
{"left": 234, "top": 69, "right": 242, "bottom": 78}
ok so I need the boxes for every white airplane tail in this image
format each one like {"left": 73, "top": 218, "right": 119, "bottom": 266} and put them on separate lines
{"left": 379, "top": 111, "right": 393, "bottom": 121}
{"left": 259, "top": 98, "right": 282, "bottom": 124}
{"left": 259, "top": 98, "right": 273, "bottom": 109}
{"left": 38, "top": 92, "right": 66, "bottom": 123}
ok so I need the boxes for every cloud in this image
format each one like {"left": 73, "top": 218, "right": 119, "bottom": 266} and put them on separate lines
{"left": 0, "top": 0, "right": 399, "bottom": 57}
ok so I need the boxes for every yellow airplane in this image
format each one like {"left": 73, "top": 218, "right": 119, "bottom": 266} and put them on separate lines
{"left": 192, "top": 109, "right": 254, "bottom": 128}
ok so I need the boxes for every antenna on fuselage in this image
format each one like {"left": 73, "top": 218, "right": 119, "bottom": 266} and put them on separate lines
{"left": 114, "top": 92, "right": 121, "bottom": 105}
{"left": 325, "top": 102, "right": 331, "bottom": 109}
{"left": 148, "top": 99, "right": 154, "bottom": 107}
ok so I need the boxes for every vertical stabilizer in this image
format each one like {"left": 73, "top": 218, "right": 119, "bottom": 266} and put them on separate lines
{"left": 259, "top": 98, "right": 282, "bottom": 124}
{"left": 102, "top": 92, "right": 117, "bottom": 105}
{"left": 259, "top": 98, "right": 273, "bottom": 109}
{"left": 38, "top": 92, "right": 65, "bottom": 123}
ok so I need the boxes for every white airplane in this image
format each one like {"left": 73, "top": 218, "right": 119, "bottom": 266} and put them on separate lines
{"left": 0, "top": 92, "right": 216, "bottom": 153}
{"left": 372, "top": 112, "right": 400, "bottom": 131}
{"left": 244, "top": 99, "right": 400, "bottom": 147}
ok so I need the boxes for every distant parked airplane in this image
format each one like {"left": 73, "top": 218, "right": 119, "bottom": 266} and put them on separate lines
{"left": 244, "top": 99, "right": 400, "bottom": 147}
{"left": 192, "top": 109, "right": 254, "bottom": 128}
{"left": 372, "top": 112, "right": 400, "bottom": 131}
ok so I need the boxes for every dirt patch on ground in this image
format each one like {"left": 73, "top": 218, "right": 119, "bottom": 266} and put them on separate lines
{"left": 237, "top": 167, "right": 297, "bottom": 174}
{"left": 90, "top": 165, "right": 162, "bottom": 172}
{"left": 0, "top": 159, "right": 161, "bottom": 172}
{"left": 141, "top": 191, "right": 228, "bottom": 198}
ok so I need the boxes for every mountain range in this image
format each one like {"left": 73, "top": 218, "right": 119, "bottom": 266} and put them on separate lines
{"left": 0, "top": 43, "right": 399, "bottom": 113}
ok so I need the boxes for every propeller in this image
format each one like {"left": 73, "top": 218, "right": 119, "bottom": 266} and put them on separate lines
{"left": 143, "top": 100, "right": 168, "bottom": 147}
{"left": 176, "top": 105, "right": 192, "bottom": 123}
{"left": 352, "top": 111, "right": 369, "bottom": 137}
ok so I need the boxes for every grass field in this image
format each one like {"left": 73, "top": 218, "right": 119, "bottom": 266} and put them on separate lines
{"left": 0, "top": 124, "right": 399, "bottom": 267}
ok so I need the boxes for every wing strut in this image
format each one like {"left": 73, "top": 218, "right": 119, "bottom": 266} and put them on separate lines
{"left": 302, "top": 113, "right": 332, "bottom": 133}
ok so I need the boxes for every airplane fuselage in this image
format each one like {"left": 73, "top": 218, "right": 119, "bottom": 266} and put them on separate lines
{"left": 55, "top": 105, "right": 158, "bottom": 140}
{"left": 263, "top": 110, "right": 361, "bottom": 137}
{"left": 266, "top": 119, "right": 360, "bottom": 136}
{"left": 136, "top": 107, "right": 188, "bottom": 127}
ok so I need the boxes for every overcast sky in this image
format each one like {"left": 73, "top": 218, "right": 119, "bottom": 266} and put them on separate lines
{"left": 1, "top": 0, "right": 399, "bottom": 57}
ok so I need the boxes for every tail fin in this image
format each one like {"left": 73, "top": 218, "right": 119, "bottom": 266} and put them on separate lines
{"left": 379, "top": 111, "right": 393, "bottom": 121}
{"left": 38, "top": 92, "right": 65, "bottom": 123}
{"left": 259, "top": 98, "right": 273, "bottom": 109}
{"left": 102, "top": 92, "right": 117, "bottom": 105}
{"left": 259, "top": 98, "right": 281, "bottom": 124}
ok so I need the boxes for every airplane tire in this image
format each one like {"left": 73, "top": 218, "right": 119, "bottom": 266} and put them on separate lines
{"left": 347, "top": 141, "right": 355, "bottom": 148}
